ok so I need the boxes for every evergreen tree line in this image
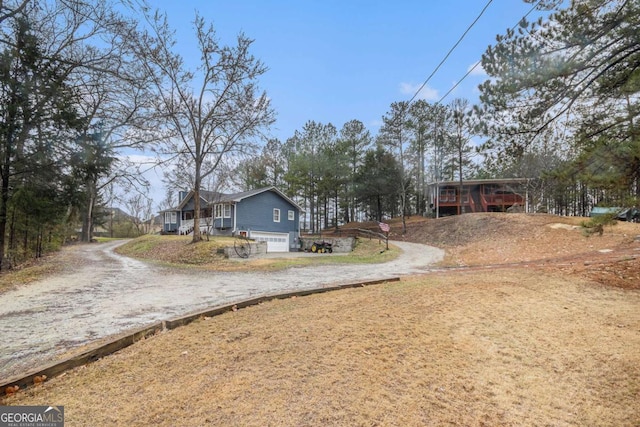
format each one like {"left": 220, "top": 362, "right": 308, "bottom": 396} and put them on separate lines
{"left": 236, "top": 0, "right": 640, "bottom": 232}
{"left": 235, "top": 99, "right": 478, "bottom": 233}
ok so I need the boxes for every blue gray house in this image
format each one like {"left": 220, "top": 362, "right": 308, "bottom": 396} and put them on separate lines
{"left": 160, "top": 186, "right": 303, "bottom": 252}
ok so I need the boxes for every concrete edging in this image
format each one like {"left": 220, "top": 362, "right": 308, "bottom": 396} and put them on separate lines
{"left": 1, "top": 277, "right": 400, "bottom": 396}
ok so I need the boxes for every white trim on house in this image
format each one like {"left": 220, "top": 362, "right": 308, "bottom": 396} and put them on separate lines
{"left": 164, "top": 212, "right": 177, "bottom": 224}
{"left": 273, "top": 208, "right": 280, "bottom": 223}
{"left": 214, "top": 203, "right": 232, "bottom": 219}
{"left": 232, "top": 203, "right": 237, "bottom": 234}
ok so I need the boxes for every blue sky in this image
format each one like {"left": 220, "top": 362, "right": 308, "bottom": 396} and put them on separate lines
{"left": 130, "top": 1, "right": 550, "bottom": 209}
{"left": 150, "top": 0, "right": 546, "bottom": 141}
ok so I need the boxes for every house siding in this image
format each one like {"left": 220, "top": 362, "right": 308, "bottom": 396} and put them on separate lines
{"left": 235, "top": 190, "right": 300, "bottom": 250}
{"left": 162, "top": 187, "right": 302, "bottom": 251}
{"left": 181, "top": 197, "right": 200, "bottom": 212}
{"left": 211, "top": 209, "right": 234, "bottom": 235}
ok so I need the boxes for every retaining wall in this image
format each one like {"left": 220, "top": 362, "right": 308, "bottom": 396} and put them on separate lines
{"left": 223, "top": 241, "right": 268, "bottom": 259}
{"left": 299, "top": 237, "right": 355, "bottom": 253}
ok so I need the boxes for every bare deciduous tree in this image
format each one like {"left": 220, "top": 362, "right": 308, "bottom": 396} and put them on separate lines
{"left": 138, "top": 11, "right": 275, "bottom": 242}
{"left": 126, "top": 193, "right": 154, "bottom": 235}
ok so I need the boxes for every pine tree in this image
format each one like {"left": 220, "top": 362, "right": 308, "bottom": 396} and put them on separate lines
{"left": 479, "top": 0, "right": 640, "bottom": 207}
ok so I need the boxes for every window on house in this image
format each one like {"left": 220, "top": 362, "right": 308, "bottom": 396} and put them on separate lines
{"left": 224, "top": 204, "right": 231, "bottom": 218}
{"left": 273, "top": 208, "right": 280, "bottom": 223}
{"left": 215, "top": 204, "right": 223, "bottom": 218}
{"left": 165, "top": 212, "right": 176, "bottom": 224}
{"left": 288, "top": 210, "right": 295, "bottom": 221}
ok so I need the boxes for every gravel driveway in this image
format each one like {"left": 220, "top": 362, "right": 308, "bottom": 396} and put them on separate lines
{"left": 0, "top": 240, "right": 443, "bottom": 380}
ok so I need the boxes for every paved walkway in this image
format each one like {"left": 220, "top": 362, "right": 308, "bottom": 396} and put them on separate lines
{"left": 0, "top": 240, "right": 443, "bottom": 379}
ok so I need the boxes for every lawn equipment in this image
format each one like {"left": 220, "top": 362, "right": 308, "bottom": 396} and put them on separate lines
{"left": 310, "top": 241, "right": 333, "bottom": 253}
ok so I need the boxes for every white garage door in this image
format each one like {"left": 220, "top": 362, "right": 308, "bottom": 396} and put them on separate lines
{"left": 250, "top": 231, "right": 290, "bottom": 252}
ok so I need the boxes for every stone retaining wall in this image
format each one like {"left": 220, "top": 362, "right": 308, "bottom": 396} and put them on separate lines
{"left": 224, "top": 241, "right": 268, "bottom": 259}
{"left": 299, "top": 236, "right": 355, "bottom": 253}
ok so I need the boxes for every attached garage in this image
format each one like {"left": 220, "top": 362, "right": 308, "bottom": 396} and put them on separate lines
{"left": 250, "top": 231, "right": 290, "bottom": 253}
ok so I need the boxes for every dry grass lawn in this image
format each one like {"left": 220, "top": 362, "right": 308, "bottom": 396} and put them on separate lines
{"left": 113, "top": 234, "right": 400, "bottom": 272}
{"left": 2, "top": 213, "right": 640, "bottom": 426}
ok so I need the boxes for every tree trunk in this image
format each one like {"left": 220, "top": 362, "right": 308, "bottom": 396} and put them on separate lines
{"left": 192, "top": 180, "right": 202, "bottom": 243}
{"left": 309, "top": 187, "right": 315, "bottom": 234}
{"left": 0, "top": 99, "right": 17, "bottom": 271}
{"left": 334, "top": 188, "right": 339, "bottom": 230}
{"left": 22, "top": 215, "right": 28, "bottom": 258}
{"left": 401, "top": 193, "right": 407, "bottom": 235}
{"left": 8, "top": 205, "right": 16, "bottom": 252}
{"left": 0, "top": 172, "right": 9, "bottom": 271}
{"left": 458, "top": 135, "right": 463, "bottom": 216}
{"left": 81, "top": 187, "right": 95, "bottom": 243}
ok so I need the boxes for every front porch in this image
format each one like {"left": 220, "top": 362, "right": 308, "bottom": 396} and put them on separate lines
{"left": 178, "top": 218, "right": 211, "bottom": 235}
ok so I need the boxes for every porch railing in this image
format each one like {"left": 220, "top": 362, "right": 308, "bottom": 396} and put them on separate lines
{"left": 178, "top": 218, "right": 210, "bottom": 235}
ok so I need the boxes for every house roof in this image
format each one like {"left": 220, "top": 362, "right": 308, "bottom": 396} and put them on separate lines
{"left": 216, "top": 187, "right": 304, "bottom": 212}
{"left": 428, "top": 178, "right": 530, "bottom": 187}
{"left": 160, "top": 186, "right": 304, "bottom": 213}
{"left": 158, "top": 190, "right": 222, "bottom": 213}
{"left": 168, "top": 189, "right": 228, "bottom": 211}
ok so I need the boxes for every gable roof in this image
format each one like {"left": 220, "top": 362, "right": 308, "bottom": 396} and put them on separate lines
{"left": 161, "top": 186, "right": 304, "bottom": 213}
{"left": 215, "top": 187, "right": 304, "bottom": 212}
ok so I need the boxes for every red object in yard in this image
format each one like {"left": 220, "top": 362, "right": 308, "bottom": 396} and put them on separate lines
{"left": 378, "top": 222, "right": 390, "bottom": 233}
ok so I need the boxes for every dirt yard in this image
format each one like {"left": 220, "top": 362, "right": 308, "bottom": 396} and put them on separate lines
{"left": 379, "top": 212, "right": 640, "bottom": 290}
{"left": 3, "top": 213, "right": 640, "bottom": 426}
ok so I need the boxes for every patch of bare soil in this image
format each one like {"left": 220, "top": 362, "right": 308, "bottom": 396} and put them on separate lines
{"left": 0, "top": 244, "right": 92, "bottom": 293}
{"left": 394, "top": 213, "right": 640, "bottom": 290}
{"left": 3, "top": 213, "right": 640, "bottom": 426}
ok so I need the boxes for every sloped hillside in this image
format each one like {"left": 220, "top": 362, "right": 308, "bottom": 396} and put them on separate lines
{"left": 343, "top": 213, "right": 640, "bottom": 289}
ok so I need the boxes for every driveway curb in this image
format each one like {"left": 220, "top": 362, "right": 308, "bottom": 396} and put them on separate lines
{"left": 1, "top": 277, "right": 400, "bottom": 396}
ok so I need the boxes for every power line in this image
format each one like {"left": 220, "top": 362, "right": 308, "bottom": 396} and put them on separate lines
{"left": 436, "top": 0, "right": 542, "bottom": 104}
{"left": 408, "top": 0, "right": 493, "bottom": 104}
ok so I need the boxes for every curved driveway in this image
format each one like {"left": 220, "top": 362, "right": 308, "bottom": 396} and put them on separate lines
{"left": 0, "top": 240, "right": 443, "bottom": 379}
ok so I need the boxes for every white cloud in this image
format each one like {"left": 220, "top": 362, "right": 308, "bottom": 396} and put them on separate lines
{"left": 467, "top": 61, "right": 486, "bottom": 77}
{"left": 399, "top": 82, "right": 439, "bottom": 101}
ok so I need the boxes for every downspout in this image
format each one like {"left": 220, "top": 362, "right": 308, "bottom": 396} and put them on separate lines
{"left": 232, "top": 202, "right": 237, "bottom": 235}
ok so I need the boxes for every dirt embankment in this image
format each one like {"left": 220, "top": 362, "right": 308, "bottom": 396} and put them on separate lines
{"left": 342, "top": 213, "right": 640, "bottom": 290}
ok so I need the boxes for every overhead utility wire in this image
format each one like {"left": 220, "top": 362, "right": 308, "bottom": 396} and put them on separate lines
{"left": 436, "top": 0, "right": 542, "bottom": 104}
{"left": 408, "top": 0, "right": 493, "bottom": 105}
